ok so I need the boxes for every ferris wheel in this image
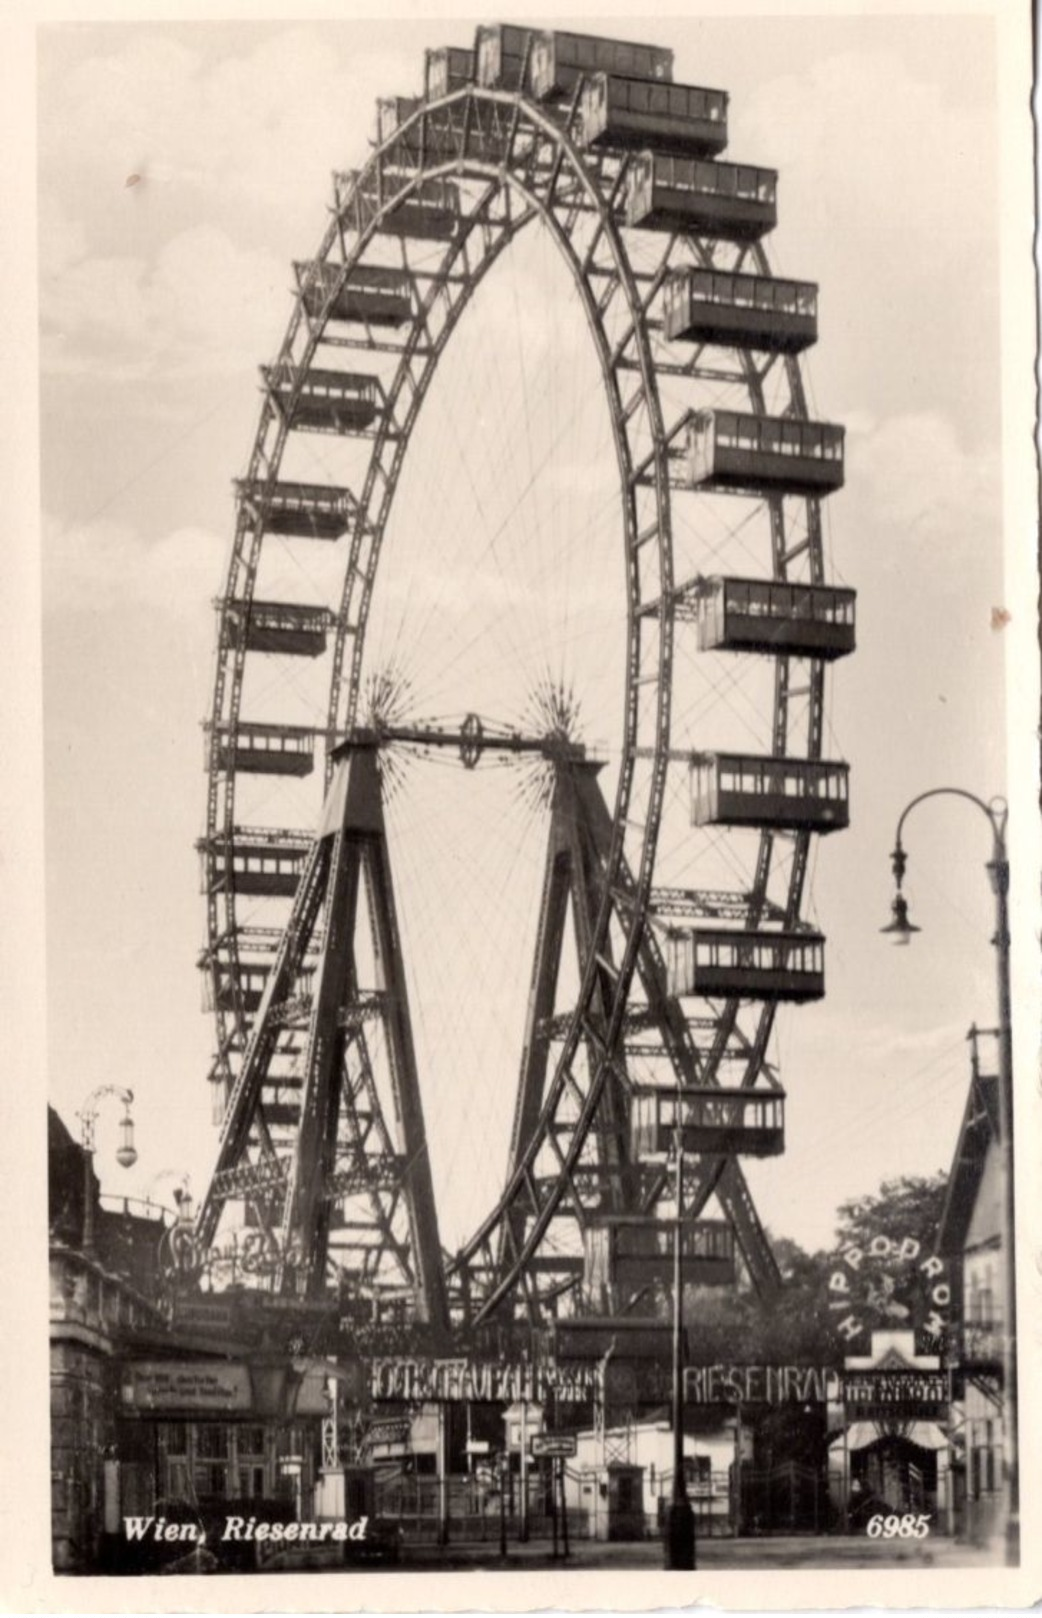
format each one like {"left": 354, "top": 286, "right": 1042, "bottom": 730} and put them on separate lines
{"left": 194, "top": 24, "right": 853, "bottom": 1333}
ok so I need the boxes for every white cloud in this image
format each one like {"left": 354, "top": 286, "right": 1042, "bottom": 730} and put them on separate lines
{"left": 38, "top": 27, "right": 429, "bottom": 383}
{"left": 847, "top": 410, "right": 1000, "bottom": 547}
{"left": 43, "top": 511, "right": 222, "bottom": 619}
{"left": 739, "top": 48, "right": 995, "bottom": 256}
{"left": 38, "top": 190, "right": 88, "bottom": 277}
{"left": 40, "top": 28, "right": 420, "bottom": 233}
{"left": 40, "top": 216, "right": 288, "bottom": 379}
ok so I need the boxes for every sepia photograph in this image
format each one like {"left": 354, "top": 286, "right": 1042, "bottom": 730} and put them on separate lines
{"left": 18, "top": 1, "right": 1038, "bottom": 1607}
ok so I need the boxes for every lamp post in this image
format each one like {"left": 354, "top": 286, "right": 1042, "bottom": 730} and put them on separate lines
{"left": 76, "top": 1086, "right": 137, "bottom": 1255}
{"left": 664, "top": 1132, "right": 696, "bottom": 1569}
{"left": 882, "top": 788, "right": 1017, "bottom": 1564}
{"left": 147, "top": 1170, "right": 193, "bottom": 1225}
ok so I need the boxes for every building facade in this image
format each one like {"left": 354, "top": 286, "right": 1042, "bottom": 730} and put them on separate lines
{"left": 938, "top": 1059, "right": 1007, "bottom": 1544}
{"left": 49, "top": 1108, "right": 336, "bottom": 1573}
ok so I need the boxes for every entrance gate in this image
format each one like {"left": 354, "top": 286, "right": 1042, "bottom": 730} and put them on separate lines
{"left": 739, "top": 1461, "right": 831, "bottom": 1535}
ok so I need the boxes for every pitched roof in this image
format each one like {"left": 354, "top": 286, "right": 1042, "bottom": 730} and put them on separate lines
{"left": 936, "top": 1068, "right": 998, "bottom": 1256}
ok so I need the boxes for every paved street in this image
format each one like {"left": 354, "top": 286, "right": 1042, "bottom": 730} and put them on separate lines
{"left": 394, "top": 1533, "right": 1002, "bottom": 1572}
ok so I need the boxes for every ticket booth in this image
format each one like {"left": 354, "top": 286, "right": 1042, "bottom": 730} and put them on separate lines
{"left": 588, "top": 1462, "right": 646, "bottom": 1541}
{"left": 828, "top": 1332, "right": 952, "bottom": 1533}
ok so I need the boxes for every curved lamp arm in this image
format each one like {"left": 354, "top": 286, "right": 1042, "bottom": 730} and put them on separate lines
{"left": 891, "top": 787, "right": 1008, "bottom": 886}
{"left": 77, "top": 1085, "right": 136, "bottom": 1166}
{"left": 882, "top": 789, "right": 1008, "bottom": 941}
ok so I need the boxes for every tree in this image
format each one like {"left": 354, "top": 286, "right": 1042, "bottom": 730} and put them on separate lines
{"left": 834, "top": 1173, "right": 949, "bottom": 1257}
{"left": 827, "top": 1172, "right": 950, "bottom": 1350}
{"left": 685, "top": 1237, "right": 838, "bottom": 1366}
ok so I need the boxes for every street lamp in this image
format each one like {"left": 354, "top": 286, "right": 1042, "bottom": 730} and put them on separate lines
{"left": 882, "top": 788, "right": 1018, "bottom": 1564}
{"left": 148, "top": 1170, "right": 193, "bottom": 1225}
{"left": 664, "top": 1131, "right": 696, "bottom": 1570}
{"left": 76, "top": 1086, "right": 137, "bottom": 1254}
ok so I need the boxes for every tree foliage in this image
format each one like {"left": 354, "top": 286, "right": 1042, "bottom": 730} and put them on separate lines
{"left": 684, "top": 1172, "right": 949, "bottom": 1368}
{"left": 833, "top": 1173, "right": 949, "bottom": 1257}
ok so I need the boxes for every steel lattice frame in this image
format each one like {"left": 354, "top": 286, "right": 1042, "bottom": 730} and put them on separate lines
{"left": 200, "top": 52, "right": 834, "bottom": 1325}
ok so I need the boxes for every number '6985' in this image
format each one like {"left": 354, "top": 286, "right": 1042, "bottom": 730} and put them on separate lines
{"left": 866, "top": 1513, "right": 930, "bottom": 1539}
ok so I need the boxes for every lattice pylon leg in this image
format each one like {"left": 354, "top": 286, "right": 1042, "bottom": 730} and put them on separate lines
{"left": 471, "top": 760, "right": 780, "bottom": 1321}
{"left": 197, "top": 742, "right": 449, "bottom": 1332}
{"left": 495, "top": 762, "right": 632, "bottom": 1314}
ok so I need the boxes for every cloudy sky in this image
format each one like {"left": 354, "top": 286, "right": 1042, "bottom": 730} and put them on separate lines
{"left": 31, "top": 7, "right": 1036, "bottom": 1264}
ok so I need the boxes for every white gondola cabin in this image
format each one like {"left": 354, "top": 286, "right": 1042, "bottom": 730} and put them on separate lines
{"left": 207, "top": 963, "right": 271, "bottom": 1015}
{"left": 263, "top": 367, "right": 382, "bottom": 436}
{"left": 297, "top": 261, "right": 413, "bottom": 329}
{"left": 223, "top": 600, "right": 334, "bottom": 659}
{"left": 696, "top": 576, "right": 856, "bottom": 660}
{"left": 379, "top": 177, "right": 461, "bottom": 240}
{"left": 581, "top": 74, "right": 728, "bottom": 158}
{"left": 210, "top": 722, "right": 315, "bottom": 779}
{"left": 667, "top": 928, "right": 825, "bottom": 1001}
{"left": 377, "top": 95, "right": 421, "bottom": 144}
{"left": 632, "top": 1087, "right": 786, "bottom": 1159}
{"left": 235, "top": 479, "right": 355, "bottom": 542}
{"left": 583, "top": 1215, "right": 735, "bottom": 1288}
{"left": 626, "top": 152, "right": 776, "bottom": 241}
{"left": 684, "top": 409, "right": 845, "bottom": 497}
{"left": 552, "top": 1317, "right": 673, "bottom": 1361}
{"left": 261, "top": 1100, "right": 304, "bottom": 1129}
{"left": 530, "top": 30, "right": 672, "bottom": 101}
{"left": 690, "top": 752, "right": 850, "bottom": 834}
{"left": 207, "top": 959, "right": 315, "bottom": 1017}
{"left": 664, "top": 267, "right": 817, "bottom": 354}
{"left": 425, "top": 45, "right": 474, "bottom": 99}
{"left": 378, "top": 97, "right": 458, "bottom": 166}
{"left": 474, "top": 23, "right": 530, "bottom": 89}
{"left": 199, "top": 829, "right": 312, "bottom": 898}
{"left": 376, "top": 96, "right": 421, "bottom": 164}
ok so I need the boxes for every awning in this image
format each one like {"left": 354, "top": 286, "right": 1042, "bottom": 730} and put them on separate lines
{"left": 830, "top": 1420, "right": 949, "bottom": 1452}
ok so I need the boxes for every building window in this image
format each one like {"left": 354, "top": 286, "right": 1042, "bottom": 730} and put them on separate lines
{"left": 239, "top": 1465, "right": 266, "bottom": 1499}
{"left": 157, "top": 1421, "right": 287, "bottom": 1505}
{"left": 163, "top": 1424, "right": 188, "bottom": 1457}
{"left": 239, "top": 1426, "right": 266, "bottom": 1458}
{"left": 196, "top": 1425, "right": 230, "bottom": 1460}
{"left": 279, "top": 1426, "right": 304, "bottom": 1459}
{"left": 194, "top": 1463, "right": 229, "bottom": 1498}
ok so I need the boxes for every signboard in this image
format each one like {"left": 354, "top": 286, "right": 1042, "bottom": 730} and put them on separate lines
{"left": 121, "top": 1360, "right": 252, "bottom": 1412}
{"left": 841, "top": 1370, "right": 947, "bottom": 1418}
{"left": 367, "top": 1354, "right": 681, "bottom": 1408}
{"left": 827, "top": 1234, "right": 950, "bottom": 1346}
{"left": 369, "top": 1357, "right": 600, "bottom": 1404}
{"left": 172, "top": 1297, "right": 237, "bottom": 1335}
{"left": 684, "top": 1364, "right": 841, "bottom": 1406}
{"left": 532, "top": 1433, "right": 577, "bottom": 1458}
{"left": 363, "top": 1418, "right": 412, "bottom": 1453}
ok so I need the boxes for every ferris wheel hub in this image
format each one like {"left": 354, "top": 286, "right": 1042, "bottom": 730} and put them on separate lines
{"left": 332, "top": 714, "right": 593, "bottom": 770}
